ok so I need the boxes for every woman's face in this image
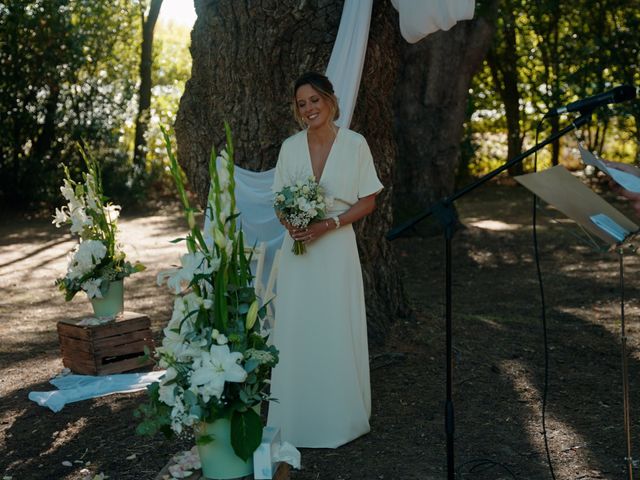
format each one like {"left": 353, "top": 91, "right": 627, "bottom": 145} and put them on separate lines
{"left": 295, "top": 84, "right": 332, "bottom": 130}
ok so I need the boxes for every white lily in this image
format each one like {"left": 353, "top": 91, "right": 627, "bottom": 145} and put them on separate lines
{"left": 81, "top": 278, "right": 103, "bottom": 298}
{"left": 189, "top": 344, "right": 247, "bottom": 402}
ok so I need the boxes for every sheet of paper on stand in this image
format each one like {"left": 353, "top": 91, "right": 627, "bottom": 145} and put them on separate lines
{"left": 579, "top": 144, "right": 640, "bottom": 193}
{"left": 590, "top": 213, "right": 631, "bottom": 242}
{"left": 253, "top": 426, "right": 301, "bottom": 479}
{"left": 515, "top": 165, "right": 639, "bottom": 246}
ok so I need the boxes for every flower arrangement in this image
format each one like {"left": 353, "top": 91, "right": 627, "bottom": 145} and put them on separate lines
{"left": 273, "top": 175, "right": 328, "bottom": 254}
{"left": 135, "top": 124, "right": 278, "bottom": 462}
{"left": 53, "top": 146, "right": 144, "bottom": 301}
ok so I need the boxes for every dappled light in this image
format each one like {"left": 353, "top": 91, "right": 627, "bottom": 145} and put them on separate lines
{"left": 468, "top": 219, "right": 521, "bottom": 231}
{"left": 500, "top": 358, "right": 603, "bottom": 475}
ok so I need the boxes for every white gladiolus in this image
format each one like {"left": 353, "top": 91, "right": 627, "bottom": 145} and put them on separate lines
{"left": 105, "top": 204, "right": 121, "bottom": 222}
{"left": 85, "top": 174, "right": 99, "bottom": 210}
{"left": 52, "top": 207, "right": 69, "bottom": 227}
{"left": 69, "top": 208, "right": 93, "bottom": 234}
{"left": 217, "top": 158, "right": 231, "bottom": 188}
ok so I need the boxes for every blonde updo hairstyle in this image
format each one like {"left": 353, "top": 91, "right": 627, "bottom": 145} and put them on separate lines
{"left": 292, "top": 72, "right": 340, "bottom": 129}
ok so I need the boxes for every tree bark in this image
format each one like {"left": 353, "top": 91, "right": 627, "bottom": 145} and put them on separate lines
{"left": 132, "top": 0, "right": 163, "bottom": 173}
{"left": 175, "top": 0, "right": 409, "bottom": 343}
{"left": 393, "top": 2, "right": 497, "bottom": 221}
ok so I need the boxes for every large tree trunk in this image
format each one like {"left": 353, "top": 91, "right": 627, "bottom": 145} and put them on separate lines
{"left": 175, "top": 0, "right": 409, "bottom": 343}
{"left": 132, "top": 0, "right": 163, "bottom": 174}
{"left": 393, "top": 3, "right": 497, "bottom": 222}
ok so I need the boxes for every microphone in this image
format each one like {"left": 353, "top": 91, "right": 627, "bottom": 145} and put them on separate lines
{"left": 544, "top": 85, "right": 636, "bottom": 117}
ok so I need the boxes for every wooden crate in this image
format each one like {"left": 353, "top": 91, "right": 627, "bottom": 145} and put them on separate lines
{"left": 56, "top": 311, "right": 155, "bottom": 375}
{"left": 155, "top": 460, "right": 290, "bottom": 480}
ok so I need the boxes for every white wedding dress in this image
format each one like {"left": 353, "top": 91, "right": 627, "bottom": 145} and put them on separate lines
{"left": 267, "top": 127, "right": 383, "bottom": 448}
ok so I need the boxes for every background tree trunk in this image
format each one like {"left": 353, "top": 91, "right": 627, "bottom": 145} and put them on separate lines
{"left": 132, "top": 0, "right": 163, "bottom": 174}
{"left": 393, "top": 2, "right": 497, "bottom": 223}
{"left": 175, "top": 0, "right": 409, "bottom": 342}
{"left": 486, "top": 0, "right": 523, "bottom": 176}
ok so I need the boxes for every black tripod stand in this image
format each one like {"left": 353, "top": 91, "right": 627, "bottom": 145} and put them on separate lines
{"left": 387, "top": 113, "right": 593, "bottom": 479}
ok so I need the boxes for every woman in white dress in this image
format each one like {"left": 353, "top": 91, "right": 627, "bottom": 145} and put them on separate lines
{"left": 267, "top": 72, "right": 383, "bottom": 448}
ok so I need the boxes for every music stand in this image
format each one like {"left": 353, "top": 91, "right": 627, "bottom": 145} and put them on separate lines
{"left": 515, "top": 165, "right": 638, "bottom": 479}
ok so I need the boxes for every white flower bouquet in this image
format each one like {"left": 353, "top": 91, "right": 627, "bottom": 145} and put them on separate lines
{"left": 273, "top": 176, "right": 328, "bottom": 254}
{"left": 53, "top": 146, "right": 144, "bottom": 301}
{"left": 135, "top": 124, "right": 279, "bottom": 462}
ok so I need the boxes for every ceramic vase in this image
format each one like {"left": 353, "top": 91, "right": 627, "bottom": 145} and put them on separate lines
{"left": 89, "top": 280, "right": 124, "bottom": 318}
{"left": 196, "top": 418, "right": 253, "bottom": 479}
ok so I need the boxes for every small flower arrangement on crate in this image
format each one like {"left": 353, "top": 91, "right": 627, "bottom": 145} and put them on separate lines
{"left": 53, "top": 146, "right": 144, "bottom": 313}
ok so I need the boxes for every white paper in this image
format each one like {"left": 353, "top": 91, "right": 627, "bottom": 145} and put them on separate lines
{"left": 590, "top": 213, "right": 630, "bottom": 242}
{"left": 273, "top": 442, "right": 301, "bottom": 469}
{"left": 579, "top": 145, "right": 640, "bottom": 193}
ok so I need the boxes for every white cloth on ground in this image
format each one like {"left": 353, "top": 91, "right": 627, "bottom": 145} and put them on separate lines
{"left": 28, "top": 371, "right": 165, "bottom": 412}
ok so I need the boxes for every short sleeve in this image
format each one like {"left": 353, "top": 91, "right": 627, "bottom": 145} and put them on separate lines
{"left": 271, "top": 145, "right": 287, "bottom": 193}
{"left": 357, "top": 138, "right": 384, "bottom": 198}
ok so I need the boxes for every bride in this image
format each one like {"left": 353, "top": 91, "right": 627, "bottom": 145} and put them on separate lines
{"left": 267, "top": 71, "right": 383, "bottom": 448}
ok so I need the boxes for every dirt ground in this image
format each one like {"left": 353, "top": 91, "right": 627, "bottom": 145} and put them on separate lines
{"left": 1, "top": 182, "right": 640, "bottom": 480}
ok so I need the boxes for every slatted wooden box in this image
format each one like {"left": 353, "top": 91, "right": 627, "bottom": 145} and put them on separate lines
{"left": 56, "top": 311, "right": 155, "bottom": 375}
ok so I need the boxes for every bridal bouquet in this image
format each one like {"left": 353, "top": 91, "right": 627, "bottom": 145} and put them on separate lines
{"left": 273, "top": 175, "right": 328, "bottom": 254}
{"left": 53, "top": 146, "right": 144, "bottom": 301}
{"left": 135, "top": 125, "right": 278, "bottom": 462}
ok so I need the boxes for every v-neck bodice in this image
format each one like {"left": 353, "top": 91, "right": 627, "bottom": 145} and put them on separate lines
{"left": 305, "top": 128, "right": 340, "bottom": 183}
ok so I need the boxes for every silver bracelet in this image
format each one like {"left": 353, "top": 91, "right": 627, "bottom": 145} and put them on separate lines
{"left": 332, "top": 216, "right": 341, "bottom": 229}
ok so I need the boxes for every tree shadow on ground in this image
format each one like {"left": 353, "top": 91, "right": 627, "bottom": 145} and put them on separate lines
{"left": 0, "top": 377, "right": 191, "bottom": 480}
{"left": 395, "top": 210, "right": 639, "bottom": 479}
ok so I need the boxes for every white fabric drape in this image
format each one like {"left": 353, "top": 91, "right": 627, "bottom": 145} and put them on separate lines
{"left": 326, "top": 0, "right": 373, "bottom": 128}
{"left": 206, "top": 0, "right": 475, "bottom": 289}
{"left": 390, "top": 0, "right": 475, "bottom": 44}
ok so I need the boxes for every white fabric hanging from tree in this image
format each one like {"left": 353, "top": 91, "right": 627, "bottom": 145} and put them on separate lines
{"left": 390, "top": 0, "right": 475, "bottom": 43}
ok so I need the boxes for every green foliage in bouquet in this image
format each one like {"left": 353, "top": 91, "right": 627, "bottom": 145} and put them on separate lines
{"left": 53, "top": 145, "right": 145, "bottom": 301}
{"left": 135, "top": 124, "right": 278, "bottom": 461}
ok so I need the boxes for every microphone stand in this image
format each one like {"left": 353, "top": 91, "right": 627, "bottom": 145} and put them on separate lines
{"left": 388, "top": 112, "right": 592, "bottom": 479}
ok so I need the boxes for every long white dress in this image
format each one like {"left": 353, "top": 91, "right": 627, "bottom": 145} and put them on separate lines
{"left": 267, "top": 127, "right": 383, "bottom": 448}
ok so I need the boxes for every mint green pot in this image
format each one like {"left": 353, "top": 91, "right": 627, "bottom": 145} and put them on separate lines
{"left": 89, "top": 280, "right": 124, "bottom": 318}
{"left": 196, "top": 418, "right": 253, "bottom": 479}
